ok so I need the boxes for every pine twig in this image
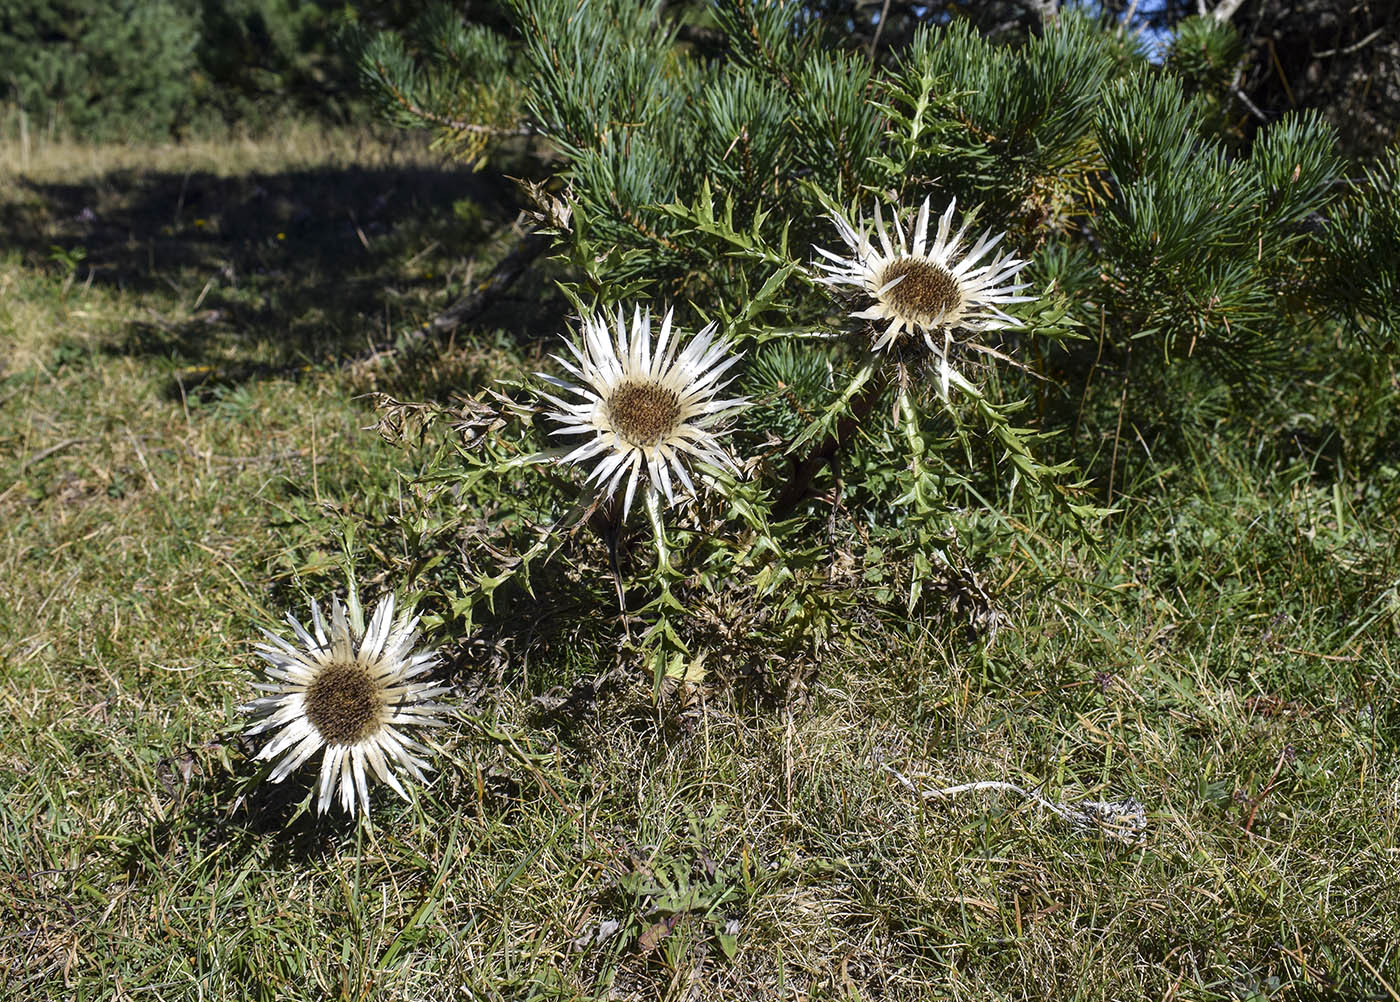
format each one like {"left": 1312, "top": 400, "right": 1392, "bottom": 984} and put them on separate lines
{"left": 1231, "top": 84, "right": 1270, "bottom": 124}
{"left": 427, "top": 227, "right": 551, "bottom": 336}
{"left": 1209, "top": 0, "right": 1246, "bottom": 23}
{"left": 371, "top": 59, "right": 534, "bottom": 138}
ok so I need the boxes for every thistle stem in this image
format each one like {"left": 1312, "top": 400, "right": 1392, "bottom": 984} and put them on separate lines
{"left": 645, "top": 489, "right": 674, "bottom": 577}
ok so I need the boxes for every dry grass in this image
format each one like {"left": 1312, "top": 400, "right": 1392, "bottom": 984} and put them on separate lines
{"left": 2, "top": 127, "right": 1398, "bottom": 1001}
{"left": 0, "top": 118, "right": 439, "bottom": 181}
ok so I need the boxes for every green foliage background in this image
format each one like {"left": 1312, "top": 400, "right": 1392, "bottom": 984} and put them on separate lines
{"left": 0, "top": 0, "right": 413, "bottom": 137}
{"left": 0, "top": 0, "right": 199, "bottom": 139}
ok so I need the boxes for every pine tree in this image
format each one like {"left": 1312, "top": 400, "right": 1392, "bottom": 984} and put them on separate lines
{"left": 351, "top": 0, "right": 1398, "bottom": 669}
{"left": 355, "top": 0, "right": 1393, "bottom": 364}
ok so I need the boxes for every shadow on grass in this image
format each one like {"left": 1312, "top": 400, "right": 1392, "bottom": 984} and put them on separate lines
{"left": 383, "top": 490, "right": 813, "bottom": 723}
{"left": 128, "top": 736, "right": 359, "bottom": 865}
{"left": 124, "top": 726, "right": 530, "bottom": 884}
{"left": 447, "top": 570, "right": 809, "bottom": 751}
{"left": 2, "top": 160, "right": 564, "bottom": 392}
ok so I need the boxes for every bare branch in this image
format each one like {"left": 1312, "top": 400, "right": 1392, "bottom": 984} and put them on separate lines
{"left": 1231, "top": 84, "right": 1270, "bottom": 123}
{"left": 1313, "top": 27, "right": 1388, "bottom": 59}
{"left": 868, "top": 0, "right": 893, "bottom": 58}
{"left": 1211, "top": 0, "right": 1248, "bottom": 24}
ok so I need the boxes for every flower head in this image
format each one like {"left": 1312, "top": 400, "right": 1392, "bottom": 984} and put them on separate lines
{"left": 241, "top": 593, "right": 450, "bottom": 817}
{"left": 538, "top": 305, "right": 748, "bottom": 519}
{"left": 814, "top": 197, "right": 1033, "bottom": 392}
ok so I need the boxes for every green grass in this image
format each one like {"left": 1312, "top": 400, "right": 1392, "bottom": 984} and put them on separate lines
{"left": 2, "top": 127, "right": 1398, "bottom": 1001}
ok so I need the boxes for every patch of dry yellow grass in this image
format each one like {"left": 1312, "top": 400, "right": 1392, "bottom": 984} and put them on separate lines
{"left": 0, "top": 116, "right": 444, "bottom": 182}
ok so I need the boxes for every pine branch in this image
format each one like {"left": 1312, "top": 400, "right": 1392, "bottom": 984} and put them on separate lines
{"left": 673, "top": 23, "right": 726, "bottom": 56}
{"left": 1312, "top": 27, "right": 1387, "bottom": 59}
{"left": 1231, "top": 84, "right": 1269, "bottom": 122}
{"left": 370, "top": 57, "right": 534, "bottom": 138}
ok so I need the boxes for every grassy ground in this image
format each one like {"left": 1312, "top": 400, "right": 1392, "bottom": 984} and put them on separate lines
{"left": 2, "top": 127, "right": 1398, "bottom": 1001}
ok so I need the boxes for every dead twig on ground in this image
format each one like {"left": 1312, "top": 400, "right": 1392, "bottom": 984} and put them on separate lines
{"left": 883, "top": 763, "right": 1149, "bottom": 843}
{"left": 348, "top": 223, "right": 552, "bottom": 372}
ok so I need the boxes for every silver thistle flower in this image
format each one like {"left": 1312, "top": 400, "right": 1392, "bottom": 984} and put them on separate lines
{"left": 537, "top": 305, "right": 749, "bottom": 519}
{"left": 241, "top": 593, "right": 450, "bottom": 817}
{"left": 814, "top": 197, "right": 1034, "bottom": 394}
